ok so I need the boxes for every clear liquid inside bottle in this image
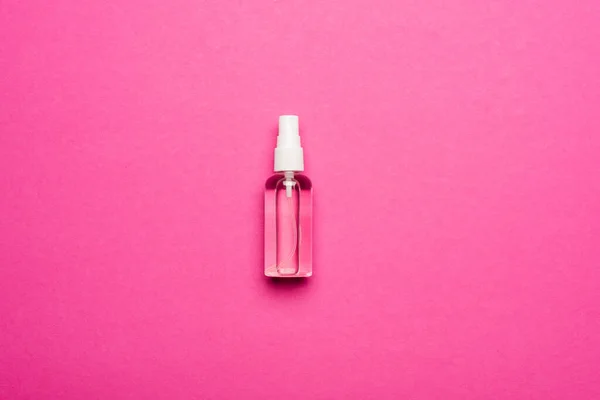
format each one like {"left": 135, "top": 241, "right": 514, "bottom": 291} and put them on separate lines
{"left": 264, "top": 172, "right": 313, "bottom": 277}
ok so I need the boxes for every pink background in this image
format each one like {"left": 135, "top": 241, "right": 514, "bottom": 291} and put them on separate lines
{"left": 1, "top": 0, "right": 600, "bottom": 398}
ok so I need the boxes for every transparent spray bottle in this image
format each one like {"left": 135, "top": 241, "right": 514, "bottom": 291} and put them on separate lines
{"left": 264, "top": 115, "right": 313, "bottom": 277}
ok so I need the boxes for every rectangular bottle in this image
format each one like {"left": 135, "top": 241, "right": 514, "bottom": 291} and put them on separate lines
{"left": 264, "top": 116, "right": 313, "bottom": 277}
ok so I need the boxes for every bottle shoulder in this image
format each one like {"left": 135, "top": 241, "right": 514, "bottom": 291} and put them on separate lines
{"left": 265, "top": 173, "right": 312, "bottom": 189}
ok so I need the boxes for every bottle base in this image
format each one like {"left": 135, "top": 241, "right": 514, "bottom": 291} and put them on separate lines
{"left": 265, "top": 270, "right": 312, "bottom": 278}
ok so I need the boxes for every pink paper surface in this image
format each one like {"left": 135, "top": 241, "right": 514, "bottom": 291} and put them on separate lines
{"left": 1, "top": 0, "right": 600, "bottom": 398}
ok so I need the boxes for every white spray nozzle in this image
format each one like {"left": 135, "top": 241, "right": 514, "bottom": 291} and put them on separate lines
{"left": 274, "top": 115, "right": 304, "bottom": 172}
{"left": 278, "top": 115, "right": 299, "bottom": 143}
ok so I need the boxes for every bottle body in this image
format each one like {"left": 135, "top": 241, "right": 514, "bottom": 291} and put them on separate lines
{"left": 264, "top": 172, "right": 313, "bottom": 277}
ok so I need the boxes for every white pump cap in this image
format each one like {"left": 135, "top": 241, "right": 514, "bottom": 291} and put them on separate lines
{"left": 274, "top": 115, "right": 304, "bottom": 172}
